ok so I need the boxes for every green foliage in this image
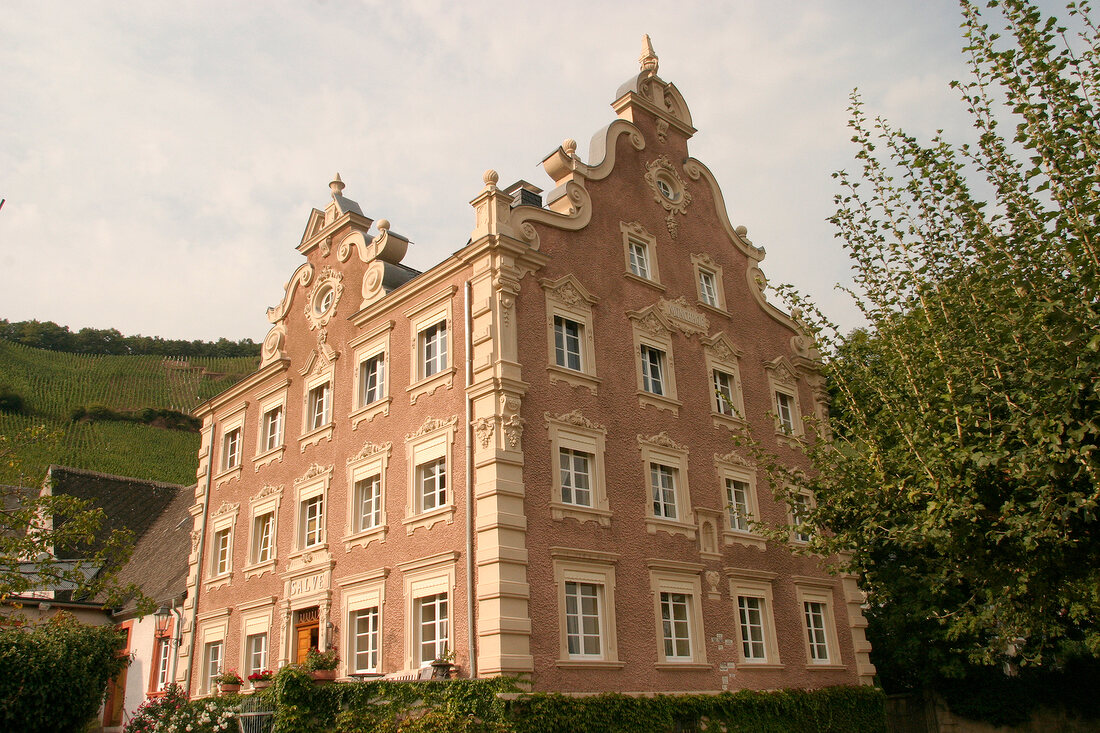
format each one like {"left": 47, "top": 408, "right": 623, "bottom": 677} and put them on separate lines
{"left": 0, "top": 340, "right": 255, "bottom": 485}
{"left": 262, "top": 676, "right": 883, "bottom": 733}
{"left": 122, "top": 684, "right": 238, "bottom": 733}
{"left": 0, "top": 318, "right": 261, "bottom": 357}
{"left": 0, "top": 612, "right": 130, "bottom": 733}
{"left": 303, "top": 645, "right": 340, "bottom": 671}
{"left": 763, "top": 0, "right": 1100, "bottom": 691}
{"left": 0, "top": 386, "right": 24, "bottom": 414}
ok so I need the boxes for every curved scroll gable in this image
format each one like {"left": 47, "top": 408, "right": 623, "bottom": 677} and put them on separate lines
{"left": 543, "top": 120, "right": 646, "bottom": 192}
{"left": 266, "top": 262, "right": 314, "bottom": 325}
{"left": 682, "top": 158, "right": 764, "bottom": 263}
{"left": 511, "top": 180, "right": 593, "bottom": 252}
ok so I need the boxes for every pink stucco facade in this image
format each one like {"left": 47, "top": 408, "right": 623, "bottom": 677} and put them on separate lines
{"left": 181, "top": 45, "right": 874, "bottom": 696}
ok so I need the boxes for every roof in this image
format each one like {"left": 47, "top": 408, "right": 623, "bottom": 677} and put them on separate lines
{"left": 45, "top": 465, "right": 186, "bottom": 559}
{"left": 107, "top": 482, "right": 193, "bottom": 614}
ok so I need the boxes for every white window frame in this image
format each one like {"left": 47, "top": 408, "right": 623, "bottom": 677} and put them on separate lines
{"left": 791, "top": 490, "right": 815, "bottom": 544}
{"left": 300, "top": 494, "right": 325, "bottom": 549}
{"left": 545, "top": 411, "right": 610, "bottom": 527}
{"left": 349, "top": 320, "right": 394, "bottom": 429}
{"left": 765, "top": 357, "right": 804, "bottom": 441}
{"left": 292, "top": 465, "right": 332, "bottom": 556}
{"left": 222, "top": 428, "right": 241, "bottom": 472}
{"left": 345, "top": 440, "right": 392, "bottom": 551}
{"left": 727, "top": 570, "right": 782, "bottom": 667}
{"left": 213, "top": 401, "right": 246, "bottom": 487}
{"left": 253, "top": 379, "right": 289, "bottom": 471}
{"left": 340, "top": 567, "right": 387, "bottom": 676}
{"left": 398, "top": 552, "right": 457, "bottom": 671}
{"left": 244, "top": 484, "right": 282, "bottom": 579}
{"left": 637, "top": 432, "right": 694, "bottom": 539}
{"left": 245, "top": 633, "right": 268, "bottom": 678}
{"left": 195, "top": 610, "right": 230, "bottom": 697}
{"left": 714, "top": 452, "right": 765, "bottom": 550}
{"left": 541, "top": 274, "right": 600, "bottom": 392}
{"left": 205, "top": 502, "right": 238, "bottom": 590}
{"left": 629, "top": 307, "right": 680, "bottom": 414}
{"left": 702, "top": 333, "right": 746, "bottom": 429}
{"left": 307, "top": 382, "right": 332, "bottom": 432}
{"left": 405, "top": 287, "right": 456, "bottom": 405}
{"left": 621, "top": 221, "right": 662, "bottom": 288}
{"left": 404, "top": 416, "right": 457, "bottom": 534}
{"left": 551, "top": 548, "right": 622, "bottom": 668}
{"left": 212, "top": 528, "right": 232, "bottom": 577}
{"left": 203, "top": 640, "right": 223, "bottom": 694}
{"left": 237, "top": 598, "right": 275, "bottom": 685}
{"left": 690, "top": 253, "right": 727, "bottom": 313}
{"left": 416, "top": 592, "right": 449, "bottom": 665}
{"left": 154, "top": 637, "right": 171, "bottom": 692}
{"left": 648, "top": 562, "right": 707, "bottom": 667}
{"left": 793, "top": 579, "right": 843, "bottom": 668}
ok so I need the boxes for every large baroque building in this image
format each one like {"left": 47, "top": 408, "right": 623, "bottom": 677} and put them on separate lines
{"left": 180, "top": 40, "right": 874, "bottom": 696}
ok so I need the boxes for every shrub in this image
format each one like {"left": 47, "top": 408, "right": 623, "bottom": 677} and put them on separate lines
{"left": 0, "top": 386, "right": 24, "bottom": 414}
{"left": 123, "top": 686, "right": 237, "bottom": 733}
{"left": 0, "top": 612, "right": 130, "bottom": 733}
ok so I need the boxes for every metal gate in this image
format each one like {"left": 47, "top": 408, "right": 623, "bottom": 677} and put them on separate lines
{"left": 237, "top": 694, "right": 276, "bottom": 733}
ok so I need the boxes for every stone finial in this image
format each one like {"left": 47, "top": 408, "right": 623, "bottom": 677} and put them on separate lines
{"left": 563, "top": 138, "right": 578, "bottom": 157}
{"left": 483, "top": 169, "right": 500, "bottom": 188}
{"left": 376, "top": 218, "right": 390, "bottom": 232}
{"left": 329, "top": 173, "right": 345, "bottom": 196}
{"left": 640, "top": 34, "right": 659, "bottom": 76}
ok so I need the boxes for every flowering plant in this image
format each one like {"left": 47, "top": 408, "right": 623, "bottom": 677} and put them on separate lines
{"left": 247, "top": 669, "right": 274, "bottom": 681}
{"left": 304, "top": 646, "right": 339, "bottom": 671}
{"left": 123, "top": 685, "right": 236, "bottom": 733}
{"left": 212, "top": 669, "right": 243, "bottom": 685}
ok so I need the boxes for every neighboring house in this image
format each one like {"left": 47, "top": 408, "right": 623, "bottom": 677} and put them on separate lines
{"left": 181, "top": 40, "right": 874, "bottom": 696}
{"left": 2, "top": 467, "right": 191, "bottom": 731}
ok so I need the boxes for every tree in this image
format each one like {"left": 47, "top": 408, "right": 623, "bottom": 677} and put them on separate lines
{"left": 0, "top": 426, "right": 147, "bottom": 610}
{"left": 765, "top": 0, "right": 1100, "bottom": 683}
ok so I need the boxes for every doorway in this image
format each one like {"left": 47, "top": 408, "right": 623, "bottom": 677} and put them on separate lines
{"left": 294, "top": 606, "right": 320, "bottom": 664}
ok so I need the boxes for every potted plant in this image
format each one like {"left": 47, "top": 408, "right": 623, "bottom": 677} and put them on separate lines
{"left": 303, "top": 647, "right": 339, "bottom": 682}
{"left": 248, "top": 669, "right": 275, "bottom": 690}
{"left": 430, "top": 647, "right": 456, "bottom": 679}
{"left": 213, "top": 669, "right": 243, "bottom": 694}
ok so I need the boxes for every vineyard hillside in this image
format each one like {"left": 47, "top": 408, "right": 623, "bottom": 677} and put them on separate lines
{"left": 0, "top": 340, "right": 257, "bottom": 486}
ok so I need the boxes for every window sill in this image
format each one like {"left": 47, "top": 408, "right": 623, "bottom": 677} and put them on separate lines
{"left": 214, "top": 465, "right": 241, "bottom": 488}
{"left": 711, "top": 411, "right": 747, "bottom": 432}
{"left": 407, "top": 367, "right": 456, "bottom": 405}
{"left": 344, "top": 523, "right": 388, "bottom": 551}
{"left": 350, "top": 398, "right": 391, "bottom": 430}
{"left": 806, "top": 663, "right": 847, "bottom": 671}
{"left": 737, "top": 662, "right": 786, "bottom": 671}
{"left": 403, "top": 505, "right": 454, "bottom": 535}
{"left": 723, "top": 530, "right": 767, "bottom": 551}
{"left": 243, "top": 559, "right": 277, "bottom": 580}
{"left": 555, "top": 659, "right": 626, "bottom": 670}
{"left": 697, "top": 301, "right": 729, "bottom": 319}
{"left": 299, "top": 423, "right": 334, "bottom": 453}
{"left": 654, "top": 661, "right": 710, "bottom": 670}
{"left": 645, "top": 517, "right": 697, "bottom": 540}
{"left": 624, "top": 272, "right": 666, "bottom": 291}
{"left": 289, "top": 544, "right": 329, "bottom": 563}
{"left": 550, "top": 501, "right": 612, "bottom": 528}
{"left": 252, "top": 445, "right": 285, "bottom": 472}
{"left": 204, "top": 573, "right": 232, "bottom": 592}
{"left": 547, "top": 364, "right": 601, "bottom": 394}
{"left": 775, "top": 431, "right": 805, "bottom": 449}
{"left": 637, "top": 390, "right": 681, "bottom": 415}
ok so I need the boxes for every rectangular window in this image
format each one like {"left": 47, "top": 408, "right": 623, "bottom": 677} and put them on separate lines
{"left": 726, "top": 478, "right": 751, "bottom": 531}
{"left": 420, "top": 322, "right": 447, "bottom": 378}
{"left": 650, "top": 463, "right": 678, "bottom": 520}
{"left": 354, "top": 475, "right": 382, "bottom": 532}
{"left": 203, "top": 641, "right": 223, "bottom": 693}
{"left": 417, "top": 593, "right": 449, "bottom": 664}
{"left": 793, "top": 493, "right": 814, "bottom": 542}
{"left": 212, "top": 529, "right": 230, "bottom": 576}
{"left": 417, "top": 458, "right": 446, "bottom": 513}
{"left": 713, "top": 370, "right": 736, "bottom": 416}
{"left": 300, "top": 495, "right": 324, "bottom": 548}
{"left": 738, "top": 596, "right": 767, "bottom": 660}
{"left": 351, "top": 607, "right": 380, "bottom": 673}
{"left": 358, "top": 354, "right": 385, "bottom": 407}
{"left": 660, "top": 592, "right": 692, "bottom": 659}
{"left": 154, "top": 638, "right": 171, "bottom": 691}
{"left": 559, "top": 448, "right": 592, "bottom": 507}
{"left": 564, "top": 581, "right": 602, "bottom": 657}
{"left": 246, "top": 633, "right": 268, "bottom": 677}
{"left": 222, "top": 429, "right": 241, "bottom": 471}
{"left": 640, "top": 345, "right": 665, "bottom": 396}
{"left": 804, "top": 601, "right": 830, "bottom": 662}
{"left": 628, "top": 239, "right": 651, "bottom": 279}
{"left": 698, "top": 269, "right": 718, "bottom": 307}
{"left": 262, "top": 407, "right": 283, "bottom": 452}
{"left": 553, "top": 316, "right": 583, "bottom": 371}
{"left": 775, "top": 391, "right": 795, "bottom": 433}
{"left": 251, "top": 512, "right": 274, "bottom": 564}
{"left": 308, "top": 383, "right": 331, "bottom": 431}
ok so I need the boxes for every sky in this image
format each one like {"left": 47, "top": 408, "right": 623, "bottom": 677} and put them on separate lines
{"left": 0, "top": 1, "right": 1067, "bottom": 342}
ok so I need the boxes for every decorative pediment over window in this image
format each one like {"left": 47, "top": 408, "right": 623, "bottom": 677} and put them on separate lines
{"left": 702, "top": 332, "right": 743, "bottom": 363}
{"left": 764, "top": 356, "right": 798, "bottom": 387}
{"left": 626, "top": 305, "right": 674, "bottom": 337}
{"left": 540, "top": 273, "right": 599, "bottom": 307}
{"left": 637, "top": 431, "right": 688, "bottom": 453}
{"left": 294, "top": 463, "right": 333, "bottom": 486}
